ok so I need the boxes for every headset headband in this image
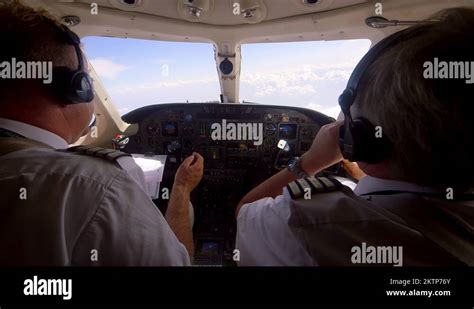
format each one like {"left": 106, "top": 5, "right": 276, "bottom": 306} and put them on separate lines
{"left": 340, "top": 25, "right": 433, "bottom": 111}
{"left": 43, "top": 19, "right": 94, "bottom": 104}
{"left": 46, "top": 20, "right": 85, "bottom": 70}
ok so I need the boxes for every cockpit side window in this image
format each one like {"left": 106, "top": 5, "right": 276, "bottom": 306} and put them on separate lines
{"left": 82, "top": 37, "right": 221, "bottom": 115}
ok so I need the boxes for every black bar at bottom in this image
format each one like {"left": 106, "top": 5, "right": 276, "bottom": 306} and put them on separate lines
{"left": 0, "top": 267, "right": 471, "bottom": 306}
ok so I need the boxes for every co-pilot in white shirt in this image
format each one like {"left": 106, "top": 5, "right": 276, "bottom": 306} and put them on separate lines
{"left": 236, "top": 175, "right": 443, "bottom": 266}
{"left": 0, "top": 118, "right": 190, "bottom": 266}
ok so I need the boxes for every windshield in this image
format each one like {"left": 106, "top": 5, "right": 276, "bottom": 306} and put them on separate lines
{"left": 83, "top": 37, "right": 221, "bottom": 115}
{"left": 240, "top": 40, "right": 371, "bottom": 118}
{"left": 84, "top": 37, "right": 370, "bottom": 118}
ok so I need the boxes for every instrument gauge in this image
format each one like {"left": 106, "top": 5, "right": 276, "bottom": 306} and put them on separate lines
{"left": 146, "top": 123, "right": 160, "bottom": 135}
{"left": 264, "top": 123, "right": 277, "bottom": 135}
{"left": 162, "top": 122, "right": 179, "bottom": 137}
{"left": 166, "top": 140, "right": 181, "bottom": 154}
{"left": 264, "top": 113, "right": 273, "bottom": 121}
{"left": 300, "top": 127, "right": 313, "bottom": 139}
{"left": 263, "top": 137, "right": 274, "bottom": 148}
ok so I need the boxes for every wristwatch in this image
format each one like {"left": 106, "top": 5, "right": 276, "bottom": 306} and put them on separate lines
{"left": 287, "top": 157, "right": 310, "bottom": 178}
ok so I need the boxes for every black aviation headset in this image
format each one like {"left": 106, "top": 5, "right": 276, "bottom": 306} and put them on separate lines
{"left": 338, "top": 25, "right": 432, "bottom": 164}
{"left": 47, "top": 21, "right": 95, "bottom": 104}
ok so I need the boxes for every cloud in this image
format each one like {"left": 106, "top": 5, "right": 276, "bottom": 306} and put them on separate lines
{"left": 152, "top": 59, "right": 176, "bottom": 65}
{"left": 89, "top": 58, "right": 130, "bottom": 80}
{"left": 98, "top": 41, "right": 368, "bottom": 114}
{"left": 305, "top": 103, "right": 342, "bottom": 119}
{"left": 106, "top": 76, "right": 221, "bottom": 112}
{"left": 102, "top": 60, "right": 354, "bottom": 117}
{"left": 110, "top": 77, "right": 216, "bottom": 95}
{"left": 241, "top": 63, "right": 353, "bottom": 98}
{"left": 254, "top": 84, "right": 316, "bottom": 97}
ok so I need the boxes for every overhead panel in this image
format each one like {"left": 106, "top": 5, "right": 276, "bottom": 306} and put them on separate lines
{"left": 61, "top": 0, "right": 369, "bottom": 26}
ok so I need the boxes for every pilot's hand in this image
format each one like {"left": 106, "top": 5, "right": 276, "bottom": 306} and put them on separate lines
{"left": 174, "top": 152, "right": 204, "bottom": 193}
{"left": 342, "top": 159, "right": 366, "bottom": 181}
{"left": 301, "top": 120, "right": 344, "bottom": 175}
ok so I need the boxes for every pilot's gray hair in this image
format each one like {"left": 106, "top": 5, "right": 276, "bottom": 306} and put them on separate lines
{"left": 354, "top": 7, "right": 474, "bottom": 190}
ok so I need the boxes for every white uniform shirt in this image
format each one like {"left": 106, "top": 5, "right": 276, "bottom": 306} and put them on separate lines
{"left": 0, "top": 118, "right": 190, "bottom": 266}
{"left": 236, "top": 175, "right": 441, "bottom": 266}
{"left": 0, "top": 118, "right": 69, "bottom": 149}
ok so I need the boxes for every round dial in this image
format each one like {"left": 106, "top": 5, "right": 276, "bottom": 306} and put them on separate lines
{"left": 146, "top": 123, "right": 160, "bottom": 135}
{"left": 264, "top": 123, "right": 277, "bottom": 135}
{"left": 167, "top": 140, "right": 181, "bottom": 153}
{"left": 264, "top": 113, "right": 274, "bottom": 121}
{"left": 164, "top": 122, "right": 178, "bottom": 136}
{"left": 263, "top": 137, "right": 274, "bottom": 149}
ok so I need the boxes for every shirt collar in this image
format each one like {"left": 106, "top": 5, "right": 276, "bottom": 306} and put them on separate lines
{"left": 354, "top": 175, "right": 441, "bottom": 195}
{"left": 0, "top": 118, "right": 68, "bottom": 150}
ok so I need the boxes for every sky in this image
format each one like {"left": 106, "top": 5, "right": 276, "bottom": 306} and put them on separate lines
{"left": 83, "top": 37, "right": 371, "bottom": 118}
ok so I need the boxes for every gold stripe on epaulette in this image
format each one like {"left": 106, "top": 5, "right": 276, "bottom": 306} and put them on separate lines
{"left": 304, "top": 177, "right": 325, "bottom": 192}
{"left": 287, "top": 176, "right": 344, "bottom": 200}
{"left": 105, "top": 151, "right": 130, "bottom": 161}
{"left": 318, "top": 177, "right": 336, "bottom": 190}
{"left": 95, "top": 148, "right": 117, "bottom": 158}
{"left": 296, "top": 178, "right": 312, "bottom": 195}
{"left": 67, "top": 146, "right": 130, "bottom": 162}
{"left": 84, "top": 147, "right": 105, "bottom": 156}
{"left": 287, "top": 181, "right": 303, "bottom": 199}
{"left": 68, "top": 146, "right": 95, "bottom": 154}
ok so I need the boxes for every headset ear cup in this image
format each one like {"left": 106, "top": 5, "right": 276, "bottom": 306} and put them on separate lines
{"left": 351, "top": 118, "right": 391, "bottom": 163}
{"left": 339, "top": 120, "right": 355, "bottom": 161}
{"left": 50, "top": 67, "right": 73, "bottom": 102}
{"left": 50, "top": 68, "right": 94, "bottom": 104}
{"left": 69, "top": 71, "right": 94, "bottom": 103}
{"left": 350, "top": 119, "right": 372, "bottom": 162}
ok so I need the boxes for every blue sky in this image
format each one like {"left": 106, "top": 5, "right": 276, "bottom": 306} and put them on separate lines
{"left": 83, "top": 37, "right": 371, "bottom": 118}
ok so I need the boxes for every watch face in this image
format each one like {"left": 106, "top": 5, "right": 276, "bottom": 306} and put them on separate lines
{"left": 288, "top": 157, "right": 298, "bottom": 169}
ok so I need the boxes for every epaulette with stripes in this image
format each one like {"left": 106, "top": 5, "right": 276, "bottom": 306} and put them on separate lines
{"left": 66, "top": 146, "right": 131, "bottom": 163}
{"left": 286, "top": 176, "right": 342, "bottom": 200}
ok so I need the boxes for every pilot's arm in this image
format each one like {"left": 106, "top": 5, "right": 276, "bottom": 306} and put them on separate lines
{"left": 236, "top": 120, "right": 344, "bottom": 216}
{"left": 236, "top": 193, "right": 315, "bottom": 266}
{"left": 166, "top": 152, "right": 204, "bottom": 262}
{"left": 235, "top": 121, "right": 344, "bottom": 266}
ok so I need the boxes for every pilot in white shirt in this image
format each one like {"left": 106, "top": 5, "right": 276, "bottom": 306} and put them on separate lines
{"left": 0, "top": 3, "right": 202, "bottom": 266}
{"left": 235, "top": 120, "right": 473, "bottom": 266}
{"left": 0, "top": 118, "right": 193, "bottom": 266}
{"left": 236, "top": 175, "right": 443, "bottom": 266}
{"left": 235, "top": 9, "right": 474, "bottom": 265}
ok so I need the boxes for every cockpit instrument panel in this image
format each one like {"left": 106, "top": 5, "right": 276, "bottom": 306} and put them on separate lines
{"left": 122, "top": 103, "right": 338, "bottom": 266}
